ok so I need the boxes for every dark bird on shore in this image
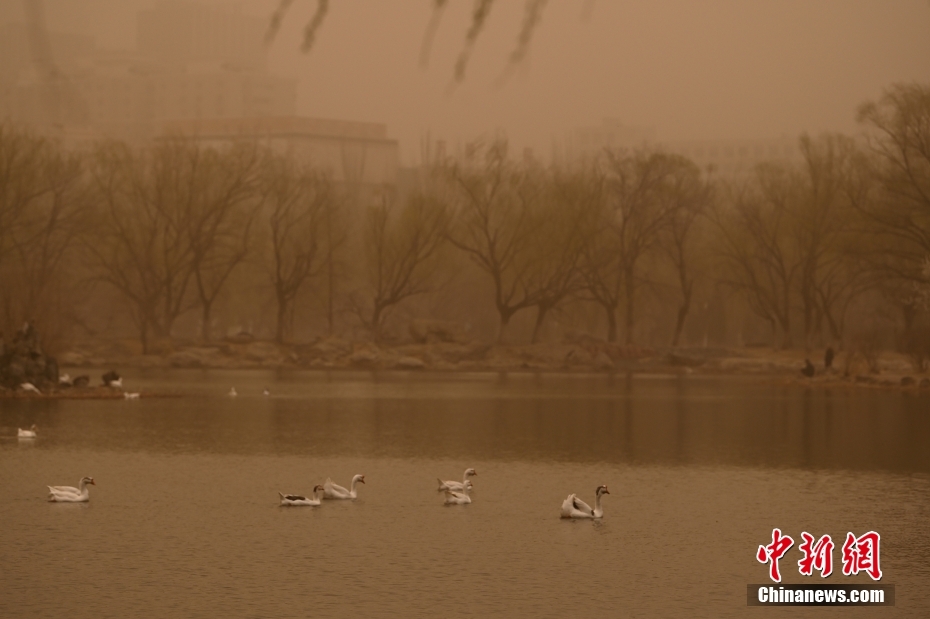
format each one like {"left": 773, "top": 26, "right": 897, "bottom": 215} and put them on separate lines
{"left": 801, "top": 359, "right": 815, "bottom": 378}
{"left": 102, "top": 370, "right": 122, "bottom": 388}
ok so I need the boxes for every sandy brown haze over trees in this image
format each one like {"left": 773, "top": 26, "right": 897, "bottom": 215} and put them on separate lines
{"left": 1, "top": 84, "right": 930, "bottom": 370}
{"left": 1, "top": 1, "right": 930, "bottom": 370}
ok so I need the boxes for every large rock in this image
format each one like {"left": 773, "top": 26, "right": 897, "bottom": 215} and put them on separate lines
{"left": 395, "top": 356, "right": 426, "bottom": 369}
{"left": 349, "top": 349, "right": 380, "bottom": 367}
{"left": 244, "top": 342, "right": 286, "bottom": 364}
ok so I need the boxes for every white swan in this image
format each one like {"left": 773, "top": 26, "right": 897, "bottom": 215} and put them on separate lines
{"left": 20, "top": 382, "right": 41, "bottom": 394}
{"left": 48, "top": 477, "right": 95, "bottom": 502}
{"left": 443, "top": 480, "right": 473, "bottom": 505}
{"left": 18, "top": 424, "right": 38, "bottom": 439}
{"left": 59, "top": 373, "right": 72, "bottom": 385}
{"left": 560, "top": 485, "right": 609, "bottom": 519}
{"left": 124, "top": 392, "right": 140, "bottom": 400}
{"left": 323, "top": 474, "right": 365, "bottom": 500}
{"left": 107, "top": 377, "right": 123, "bottom": 388}
{"left": 228, "top": 387, "right": 238, "bottom": 397}
{"left": 263, "top": 387, "right": 271, "bottom": 396}
{"left": 437, "top": 468, "right": 477, "bottom": 492}
{"left": 279, "top": 485, "right": 324, "bottom": 506}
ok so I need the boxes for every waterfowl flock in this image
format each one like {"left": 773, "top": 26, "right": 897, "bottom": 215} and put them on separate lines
{"left": 17, "top": 385, "right": 610, "bottom": 518}
{"left": 37, "top": 462, "right": 608, "bottom": 518}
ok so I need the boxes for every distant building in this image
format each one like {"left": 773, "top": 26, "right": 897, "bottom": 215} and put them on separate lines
{"left": 0, "top": 1, "right": 295, "bottom": 145}
{"left": 163, "top": 116, "right": 399, "bottom": 190}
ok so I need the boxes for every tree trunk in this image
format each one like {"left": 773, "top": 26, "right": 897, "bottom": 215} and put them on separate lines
{"left": 624, "top": 267, "right": 636, "bottom": 345}
{"left": 531, "top": 304, "right": 550, "bottom": 345}
{"left": 200, "top": 299, "right": 213, "bottom": 342}
{"left": 624, "top": 290, "right": 635, "bottom": 346}
{"left": 139, "top": 314, "right": 150, "bottom": 355}
{"left": 671, "top": 284, "right": 693, "bottom": 347}
{"left": 327, "top": 252, "right": 335, "bottom": 335}
{"left": 605, "top": 304, "right": 618, "bottom": 343}
{"left": 275, "top": 294, "right": 288, "bottom": 344}
{"left": 371, "top": 303, "right": 384, "bottom": 342}
{"left": 497, "top": 309, "right": 514, "bottom": 344}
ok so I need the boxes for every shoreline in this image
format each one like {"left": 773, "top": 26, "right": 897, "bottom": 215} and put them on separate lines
{"left": 4, "top": 339, "right": 928, "bottom": 397}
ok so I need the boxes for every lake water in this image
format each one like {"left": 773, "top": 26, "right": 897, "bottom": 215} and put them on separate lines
{"left": 2, "top": 370, "right": 928, "bottom": 618}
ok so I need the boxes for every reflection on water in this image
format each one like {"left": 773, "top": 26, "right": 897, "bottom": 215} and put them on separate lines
{"left": 3, "top": 371, "right": 928, "bottom": 472}
{"left": 1, "top": 371, "right": 928, "bottom": 618}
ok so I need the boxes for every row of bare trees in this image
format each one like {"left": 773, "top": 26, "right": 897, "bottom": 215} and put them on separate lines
{"left": 1, "top": 82, "right": 928, "bottom": 353}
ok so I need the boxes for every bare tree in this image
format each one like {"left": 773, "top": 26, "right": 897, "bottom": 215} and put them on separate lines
{"left": 322, "top": 190, "right": 349, "bottom": 335}
{"left": 654, "top": 156, "right": 712, "bottom": 347}
{"left": 0, "top": 127, "right": 90, "bottom": 344}
{"left": 793, "top": 134, "right": 871, "bottom": 348}
{"left": 186, "top": 144, "right": 262, "bottom": 342}
{"left": 258, "top": 155, "right": 334, "bottom": 344}
{"left": 0, "top": 127, "right": 47, "bottom": 278}
{"left": 444, "top": 141, "right": 546, "bottom": 342}
{"left": 354, "top": 192, "right": 450, "bottom": 339}
{"left": 712, "top": 164, "right": 800, "bottom": 349}
{"left": 86, "top": 140, "right": 221, "bottom": 351}
{"left": 851, "top": 83, "right": 930, "bottom": 333}
{"left": 525, "top": 166, "right": 600, "bottom": 343}
{"left": 580, "top": 151, "right": 681, "bottom": 344}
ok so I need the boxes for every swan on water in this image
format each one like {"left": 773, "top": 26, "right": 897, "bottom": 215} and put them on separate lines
{"left": 279, "top": 485, "right": 324, "bottom": 506}
{"left": 19, "top": 382, "right": 41, "bottom": 394}
{"left": 437, "top": 468, "right": 477, "bottom": 492}
{"left": 443, "top": 480, "right": 473, "bottom": 505}
{"left": 323, "top": 475, "right": 365, "bottom": 500}
{"left": 560, "top": 485, "right": 609, "bottom": 519}
{"left": 18, "top": 424, "right": 37, "bottom": 439}
{"left": 48, "top": 477, "right": 96, "bottom": 502}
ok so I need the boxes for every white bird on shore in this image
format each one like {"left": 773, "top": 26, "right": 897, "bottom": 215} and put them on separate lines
{"left": 443, "top": 480, "right": 473, "bottom": 505}
{"left": 48, "top": 477, "right": 95, "bottom": 502}
{"left": 59, "top": 373, "right": 72, "bottom": 385}
{"left": 279, "top": 485, "right": 324, "bottom": 506}
{"left": 228, "top": 387, "right": 237, "bottom": 397}
{"left": 323, "top": 475, "right": 365, "bottom": 500}
{"left": 263, "top": 387, "right": 270, "bottom": 396}
{"left": 18, "top": 424, "right": 38, "bottom": 439}
{"left": 560, "top": 485, "right": 609, "bottom": 519}
{"left": 19, "top": 382, "right": 41, "bottom": 394}
{"left": 437, "top": 468, "right": 477, "bottom": 492}
{"left": 124, "top": 392, "right": 140, "bottom": 400}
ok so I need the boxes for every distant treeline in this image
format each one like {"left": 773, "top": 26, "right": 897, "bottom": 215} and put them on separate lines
{"left": 0, "top": 82, "right": 928, "bottom": 361}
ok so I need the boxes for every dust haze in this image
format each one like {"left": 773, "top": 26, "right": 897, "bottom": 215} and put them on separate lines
{"left": 1, "top": 0, "right": 930, "bottom": 373}
{"left": 4, "top": 0, "right": 928, "bottom": 162}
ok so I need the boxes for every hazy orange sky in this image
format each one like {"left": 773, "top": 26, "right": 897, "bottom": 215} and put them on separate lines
{"left": 10, "top": 0, "right": 930, "bottom": 163}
